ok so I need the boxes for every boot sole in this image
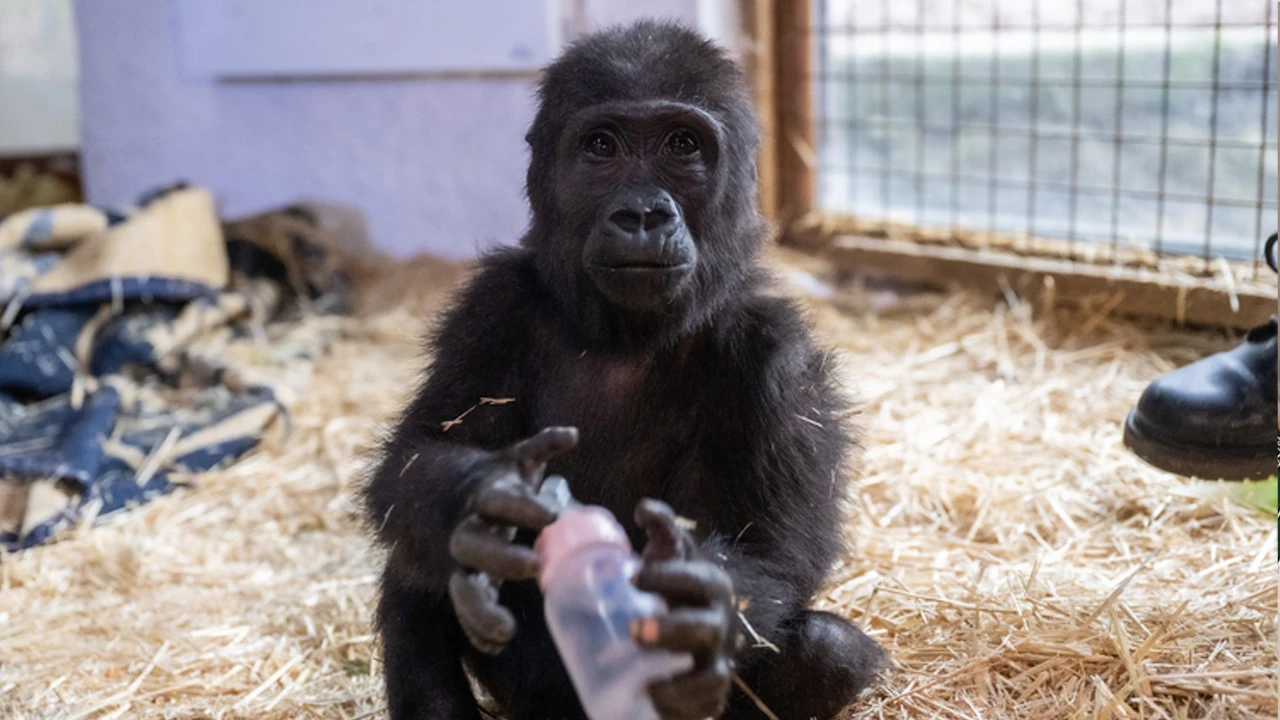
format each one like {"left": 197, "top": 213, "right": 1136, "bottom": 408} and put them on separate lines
{"left": 1123, "top": 409, "right": 1277, "bottom": 481}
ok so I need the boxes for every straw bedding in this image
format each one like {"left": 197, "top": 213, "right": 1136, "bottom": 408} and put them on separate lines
{"left": 0, "top": 248, "right": 1274, "bottom": 719}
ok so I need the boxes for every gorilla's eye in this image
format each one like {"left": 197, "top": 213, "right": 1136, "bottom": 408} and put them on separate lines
{"left": 584, "top": 132, "right": 618, "bottom": 158}
{"left": 665, "top": 129, "right": 700, "bottom": 156}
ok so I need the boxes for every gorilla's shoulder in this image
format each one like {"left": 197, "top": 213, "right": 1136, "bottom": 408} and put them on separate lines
{"left": 470, "top": 246, "right": 538, "bottom": 289}
{"left": 430, "top": 247, "right": 538, "bottom": 342}
{"left": 450, "top": 247, "right": 540, "bottom": 309}
{"left": 710, "top": 290, "right": 821, "bottom": 375}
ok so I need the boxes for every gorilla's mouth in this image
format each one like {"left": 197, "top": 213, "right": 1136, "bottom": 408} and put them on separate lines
{"left": 592, "top": 261, "right": 692, "bottom": 272}
{"left": 585, "top": 257, "right": 695, "bottom": 311}
{"left": 582, "top": 223, "right": 698, "bottom": 310}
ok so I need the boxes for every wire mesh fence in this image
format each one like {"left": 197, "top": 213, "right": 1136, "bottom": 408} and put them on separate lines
{"left": 811, "top": 0, "right": 1277, "bottom": 278}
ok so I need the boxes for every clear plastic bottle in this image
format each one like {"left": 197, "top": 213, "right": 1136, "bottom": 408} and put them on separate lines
{"left": 535, "top": 504, "right": 693, "bottom": 720}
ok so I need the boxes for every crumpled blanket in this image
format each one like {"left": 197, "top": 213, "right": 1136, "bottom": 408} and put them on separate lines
{"left": 0, "top": 184, "right": 357, "bottom": 551}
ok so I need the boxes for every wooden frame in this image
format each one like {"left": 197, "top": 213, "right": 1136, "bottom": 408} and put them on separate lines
{"left": 748, "top": 0, "right": 813, "bottom": 228}
{"left": 772, "top": 1, "right": 814, "bottom": 227}
{"left": 744, "top": 0, "right": 778, "bottom": 222}
{"left": 826, "top": 236, "right": 1275, "bottom": 330}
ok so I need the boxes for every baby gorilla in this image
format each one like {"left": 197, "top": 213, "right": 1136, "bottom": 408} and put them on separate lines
{"left": 364, "top": 20, "right": 886, "bottom": 720}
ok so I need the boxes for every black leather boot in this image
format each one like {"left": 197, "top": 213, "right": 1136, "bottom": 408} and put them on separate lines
{"left": 1123, "top": 235, "right": 1279, "bottom": 481}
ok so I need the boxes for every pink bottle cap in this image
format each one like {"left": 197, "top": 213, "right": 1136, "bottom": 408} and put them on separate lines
{"left": 535, "top": 506, "right": 632, "bottom": 590}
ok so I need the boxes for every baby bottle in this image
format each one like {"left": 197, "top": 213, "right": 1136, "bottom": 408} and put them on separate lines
{"left": 534, "top": 489, "right": 693, "bottom": 720}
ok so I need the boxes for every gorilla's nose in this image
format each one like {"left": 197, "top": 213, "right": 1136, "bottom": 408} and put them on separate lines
{"left": 607, "top": 190, "right": 677, "bottom": 237}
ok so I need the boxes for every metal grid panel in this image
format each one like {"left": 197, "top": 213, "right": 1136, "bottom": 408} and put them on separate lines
{"left": 812, "top": 0, "right": 1277, "bottom": 277}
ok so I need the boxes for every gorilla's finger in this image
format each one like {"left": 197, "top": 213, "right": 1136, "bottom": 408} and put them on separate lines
{"left": 448, "top": 570, "right": 515, "bottom": 655}
{"left": 635, "top": 498, "right": 688, "bottom": 562}
{"left": 512, "top": 427, "right": 579, "bottom": 476}
{"left": 635, "top": 559, "right": 733, "bottom": 608}
{"left": 472, "top": 480, "right": 557, "bottom": 529}
{"left": 449, "top": 517, "right": 540, "bottom": 579}
{"left": 648, "top": 657, "right": 732, "bottom": 720}
{"left": 632, "top": 608, "right": 727, "bottom": 655}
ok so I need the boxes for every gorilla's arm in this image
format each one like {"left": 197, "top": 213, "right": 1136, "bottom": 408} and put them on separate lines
{"left": 364, "top": 252, "right": 542, "bottom": 591}
{"left": 722, "top": 402, "right": 849, "bottom": 668}
{"left": 711, "top": 301, "right": 852, "bottom": 655}
{"left": 635, "top": 300, "right": 855, "bottom": 718}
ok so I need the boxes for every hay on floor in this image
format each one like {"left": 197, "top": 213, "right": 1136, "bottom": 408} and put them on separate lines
{"left": 0, "top": 249, "right": 1274, "bottom": 719}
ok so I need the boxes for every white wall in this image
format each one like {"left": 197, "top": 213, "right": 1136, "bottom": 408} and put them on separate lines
{"left": 0, "top": 0, "right": 79, "bottom": 155}
{"left": 74, "top": 0, "right": 744, "bottom": 259}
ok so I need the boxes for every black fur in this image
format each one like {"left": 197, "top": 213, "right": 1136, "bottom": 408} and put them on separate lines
{"left": 363, "top": 21, "right": 885, "bottom": 720}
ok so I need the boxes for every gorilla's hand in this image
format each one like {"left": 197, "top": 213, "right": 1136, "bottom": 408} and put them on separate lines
{"left": 448, "top": 427, "right": 578, "bottom": 654}
{"left": 633, "top": 499, "right": 736, "bottom": 720}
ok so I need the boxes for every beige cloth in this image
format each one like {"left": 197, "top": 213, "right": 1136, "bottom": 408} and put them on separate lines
{"left": 28, "top": 187, "right": 228, "bottom": 296}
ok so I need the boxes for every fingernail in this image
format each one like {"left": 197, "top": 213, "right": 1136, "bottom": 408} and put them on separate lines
{"left": 632, "top": 617, "right": 659, "bottom": 643}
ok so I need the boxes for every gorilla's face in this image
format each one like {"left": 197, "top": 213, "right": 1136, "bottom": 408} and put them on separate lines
{"left": 522, "top": 22, "right": 763, "bottom": 343}
{"left": 552, "top": 100, "right": 721, "bottom": 312}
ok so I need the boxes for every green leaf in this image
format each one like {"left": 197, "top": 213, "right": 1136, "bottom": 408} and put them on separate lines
{"left": 1225, "top": 476, "right": 1279, "bottom": 515}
